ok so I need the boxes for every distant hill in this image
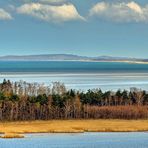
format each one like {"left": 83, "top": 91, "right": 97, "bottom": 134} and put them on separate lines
{"left": 0, "top": 54, "right": 89, "bottom": 61}
{"left": 0, "top": 54, "right": 146, "bottom": 63}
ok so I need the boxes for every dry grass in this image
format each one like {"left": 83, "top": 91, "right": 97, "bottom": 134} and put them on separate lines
{"left": 0, "top": 133, "right": 24, "bottom": 139}
{"left": 0, "top": 120, "right": 148, "bottom": 134}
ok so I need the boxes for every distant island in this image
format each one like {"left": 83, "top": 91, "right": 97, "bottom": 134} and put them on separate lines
{"left": 0, "top": 54, "right": 147, "bottom": 63}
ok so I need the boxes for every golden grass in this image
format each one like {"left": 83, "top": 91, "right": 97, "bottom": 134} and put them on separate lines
{"left": 0, "top": 133, "right": 24, "bottom": 139}
{"left": 0, "top": 120, "right": 148, "bottom": 135}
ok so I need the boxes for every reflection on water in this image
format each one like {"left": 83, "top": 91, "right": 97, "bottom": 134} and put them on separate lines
{"left": 0, "top": 132, "right": 148, "bottom": 148}
{"left": 0, "top": 61, "right": 148, "bottom": 91}
{"left": 0, "top": 73, "right": 148, "bottom": 91}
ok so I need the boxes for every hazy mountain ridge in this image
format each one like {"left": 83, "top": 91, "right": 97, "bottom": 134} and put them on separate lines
{"left": 0, "top": 54, "right": 146, "bottom": 62}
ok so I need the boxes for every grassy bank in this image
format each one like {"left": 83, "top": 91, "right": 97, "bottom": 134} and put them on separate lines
{"left": 0, "top": 120, "right": 148, "bottom": 135}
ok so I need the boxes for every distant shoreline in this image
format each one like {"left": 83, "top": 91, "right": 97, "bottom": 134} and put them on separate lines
{"left": 0, "top": 54, "right": 147, "bottom": 64}
{"left": 0, "top": 60, "right": 147, "bottom": 64}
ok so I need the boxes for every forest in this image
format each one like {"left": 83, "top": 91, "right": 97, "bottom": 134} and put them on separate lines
{"left": 0, "top": 79, "right": 148, "bottom": 121}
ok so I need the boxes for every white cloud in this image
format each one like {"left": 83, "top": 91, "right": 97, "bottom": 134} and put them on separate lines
{"left": 17, "top": 3, "right": 84, "bottom": 23}
{"left": 127, "top": 1, "right": 143, "bottom": 14}
{"left": 89, "top": 1, "right": 148, "bottom": 23}
{"left": 0, "top": 8, "right": 12, "bottom": 20}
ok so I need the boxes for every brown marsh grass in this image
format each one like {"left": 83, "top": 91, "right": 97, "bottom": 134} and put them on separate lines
{"left": 0, "top": 119, "right": 148, "bottom": 135}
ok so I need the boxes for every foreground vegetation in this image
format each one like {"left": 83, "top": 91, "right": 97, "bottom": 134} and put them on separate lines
{"left": 0, "top": 79, "right": 148, "bottom": 120}
{"left": 1, "top": 120, "right": 148, "bottom": 135}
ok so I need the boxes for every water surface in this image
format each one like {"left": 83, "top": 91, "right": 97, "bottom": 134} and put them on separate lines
{"left": 0, "top": 61, "right": 148, "bottom": 91}
{"left": 0, "top": 132, "right": 148, "bottom": 148}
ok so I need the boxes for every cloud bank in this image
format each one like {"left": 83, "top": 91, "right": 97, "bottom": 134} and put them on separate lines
{"left": 17, "top": 3, "right": 84, "bottom": 23}
{"left": 2, "top": 1, "right": 148, "bottom": 23}
{"left": 89, "top": 1, "right": 148, "bottom": 23}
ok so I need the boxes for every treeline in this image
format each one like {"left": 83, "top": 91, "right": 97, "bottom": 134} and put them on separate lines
{"left": 0, "top": 79, "right": 148, "bottom": 121}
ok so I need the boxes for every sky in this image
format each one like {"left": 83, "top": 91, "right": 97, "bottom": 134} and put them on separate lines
{"left": 0, "top": 0, "right": 148, "bottom": 58}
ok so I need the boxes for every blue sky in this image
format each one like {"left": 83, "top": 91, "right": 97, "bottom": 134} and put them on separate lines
{"left": 0, "top": 0, "right": 148, "bottom": 58}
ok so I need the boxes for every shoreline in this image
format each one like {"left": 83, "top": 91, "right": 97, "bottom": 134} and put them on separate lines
{"left": 0, "top": 60, "right": 148, "bottom": 64}
{"left": 1, "top": 120, "right": 148, "bottom": 136}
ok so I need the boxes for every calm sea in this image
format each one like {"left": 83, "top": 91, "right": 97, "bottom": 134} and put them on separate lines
{"left": 0, "top": 61, "right": 148, "bottom": 91}
{"left": 0, "top": 132, "right": 148, "bottom": 148}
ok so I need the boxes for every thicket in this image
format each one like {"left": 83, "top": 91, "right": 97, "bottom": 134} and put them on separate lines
{"left": 0, "top": 79, "right": 148, "bottom": 121}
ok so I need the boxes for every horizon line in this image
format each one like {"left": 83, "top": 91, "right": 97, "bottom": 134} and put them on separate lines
{"left": 0, "top": 54, "right": 143, "bottom": 59}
